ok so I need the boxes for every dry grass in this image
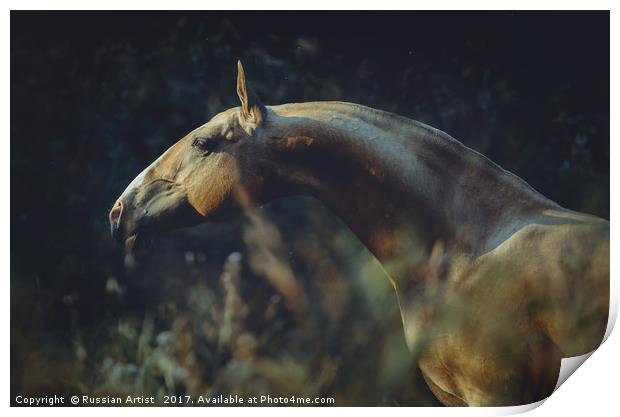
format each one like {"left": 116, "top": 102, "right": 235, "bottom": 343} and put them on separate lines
{"left": 11, "top": 201, "right": 438, "bottom": 405}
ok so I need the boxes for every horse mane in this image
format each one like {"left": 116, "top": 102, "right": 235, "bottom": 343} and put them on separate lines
{"left": 270, "top": 100, "right": 551, "bottom": 206}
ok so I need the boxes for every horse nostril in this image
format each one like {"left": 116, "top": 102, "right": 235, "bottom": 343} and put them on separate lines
{"left": 109, "top": 201, "right": 123, "bottom": 233}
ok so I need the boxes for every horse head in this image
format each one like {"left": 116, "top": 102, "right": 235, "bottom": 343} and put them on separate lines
{"left": 109, "top": 61, "right": 270, "bottom": 250}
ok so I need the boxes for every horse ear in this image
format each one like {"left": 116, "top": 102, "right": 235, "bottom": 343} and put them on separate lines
{"left": 236, "top": 60, "right": 265, "bottom": 131}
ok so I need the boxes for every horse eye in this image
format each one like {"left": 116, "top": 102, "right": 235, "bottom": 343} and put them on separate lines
{"left": 192, "top": 137, "right": 218, "bottom": 154}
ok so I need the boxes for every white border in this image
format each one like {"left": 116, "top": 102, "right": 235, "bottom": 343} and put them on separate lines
{"left": 0, "top": 1, "right": 617, "bottom": 10}
{"left": 3, "top": 2, "right": 617, "bottom": 416}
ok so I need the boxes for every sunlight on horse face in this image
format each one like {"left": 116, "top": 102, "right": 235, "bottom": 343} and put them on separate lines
{"left": 109, "top": 61, "right": 267, "bottom": 249}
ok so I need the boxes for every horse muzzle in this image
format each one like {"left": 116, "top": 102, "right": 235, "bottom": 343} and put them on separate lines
{"left": 109, "top": 199, "right": 140, "bottom": 246}
{"left": 109, "top": 184, "right": 205, "bottom": 253}
{"left": 109, "top": 200, "right": 125, "bottom": 240}
{"left": 109, "top": 199, "right": 155, "bottom": 255}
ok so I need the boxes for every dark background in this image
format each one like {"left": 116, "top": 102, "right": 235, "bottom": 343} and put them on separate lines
{"left": 11, "top": 11, "right": 609, "bottom": 405}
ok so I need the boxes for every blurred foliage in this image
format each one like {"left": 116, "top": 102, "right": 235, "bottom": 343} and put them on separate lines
{"left": 10, "top": 12, "right": 608, "bottom": 405}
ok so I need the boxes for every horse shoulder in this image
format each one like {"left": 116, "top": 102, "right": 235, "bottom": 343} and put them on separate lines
{"left": 464, "top": 215, "right": 609, "bottom": 356}
{"left": 418, "top": 215, "right": 608, "bottom": 405}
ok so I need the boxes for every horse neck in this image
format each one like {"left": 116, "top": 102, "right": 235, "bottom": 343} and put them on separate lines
{"left": 262, "top": 102, "right": 556, "bottom": 269}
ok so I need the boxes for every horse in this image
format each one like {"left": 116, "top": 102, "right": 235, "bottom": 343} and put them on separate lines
{"left": 109, "top": 61, "right": 609, "bottom": 406}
